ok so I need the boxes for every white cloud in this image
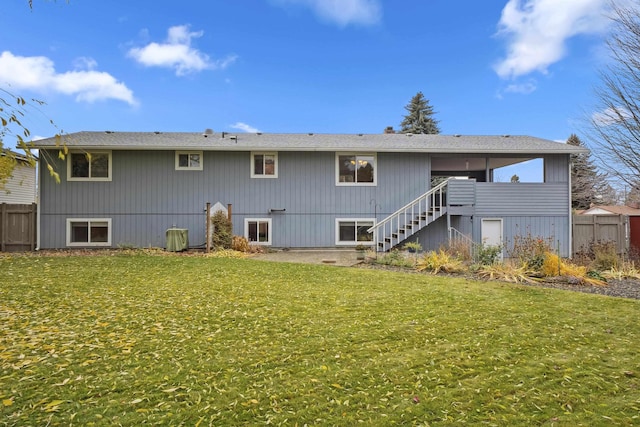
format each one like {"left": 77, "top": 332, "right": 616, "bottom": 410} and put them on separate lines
{"left": 591, "top": 106, "right": 632, "bottom": 125}
{"left": 504, "top": 80, "right": 538, "bottom": 94}
{"left": 127, "top": 25, "right": 237, "bottom": 76}
{"left": 272, "top": 0, "right": 381, "bottom": 27}
{"left": 0, "top": 51, "right": 136, "bottom": 105}
{"left": 230, "top": 122, "right": 261, "bottom": 133}
{"left": 494, "top": 0, "right": 612, "bottom": 79}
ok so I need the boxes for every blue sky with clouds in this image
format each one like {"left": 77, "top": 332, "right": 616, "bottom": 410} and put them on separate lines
{"left": 1, "top": 0, "right": 618, "bottom": 176}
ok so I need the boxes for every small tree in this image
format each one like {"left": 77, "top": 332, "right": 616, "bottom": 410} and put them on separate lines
{"left": 399, "top": 91, "right": 440, "bottom": 134}
{"left": 510, "top": 174, "right": 520, "bottom": 183}
{"left": 211, "top": 210, "right": 232, "bottom": 249}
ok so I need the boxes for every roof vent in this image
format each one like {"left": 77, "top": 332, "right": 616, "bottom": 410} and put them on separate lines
{"left": 154, "top": 131, "right": 162, "bottom": 135}
{"left": 502, "top": 134, "right": 510, "bottom": 138}
{"left": 203, "top": 128, "right": 214, "bottom": 137}
{"left": 257, "top": 132, "right": 262, "bottom": 135}
{"left": 230, "top": 135, "right": 237, "bottom": 142}
{"left": 308, "top": 133, "right": 314, "bottom": 136}
{"left": 358, "top": 133, "right": 363, "bottom": 136}
{"left": 454, "top": 134, "right": 461, "bottom": 137}
{"left": 406, "top": 133, "right": 413, "bottom": 137}
{"left": 105, "top": 130, "right": 114, "bottom": 134}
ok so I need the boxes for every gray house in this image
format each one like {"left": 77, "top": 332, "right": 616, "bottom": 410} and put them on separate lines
{"left": 33, "top": 131, "right": 586, "bottom": 256}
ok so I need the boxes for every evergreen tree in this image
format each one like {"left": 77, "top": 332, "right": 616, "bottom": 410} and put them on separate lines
{"left": 568, "top": 134, "right": 612, "bottom": 209}
{"left": 399, "top": 92, "right": 440, "bottom": 134}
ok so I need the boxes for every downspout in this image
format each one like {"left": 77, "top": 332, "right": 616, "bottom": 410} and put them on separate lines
{"left": 568, "top": 156, "right": 572, "bottom": 259}
{"left": 36, "top": 156, "right": 41, "bottom": 250}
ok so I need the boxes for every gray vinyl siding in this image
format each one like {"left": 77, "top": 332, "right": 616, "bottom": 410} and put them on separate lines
{"left": 544, "top": 154, "right": 569, "bottom": 183}
{"left": 475, "top": 183, "right": 568, "bottom": 216}
{"left": 39, "top": 150, "right": 431, "bottom": 249}
{"left": 411, "top": 215, "right": 569, "bottom": 256}
{"left": 473, "top": 216, "right": 570, "bottom": 257}
{"left": 447, "top": 179, "right": 476, "bottom": 206}
{"left": 473, "top": 182, "right": 570, "bottom": 256}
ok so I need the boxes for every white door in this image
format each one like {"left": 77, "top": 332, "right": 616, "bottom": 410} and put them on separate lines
{"left": 481, "top": 218, "right": 503, "bottom": 260}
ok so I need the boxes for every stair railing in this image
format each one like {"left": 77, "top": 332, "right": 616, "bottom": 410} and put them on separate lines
{"left": 368, "top": 178, "right": 450, "bottom": 252}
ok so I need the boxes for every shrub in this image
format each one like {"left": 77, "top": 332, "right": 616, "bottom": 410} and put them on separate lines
{"left": 591, "top": 241, "right": 619, "bottom": 270}
{"left": 446, "top": 238, "right": 472, "bottom": 262}
{"left": 508, "top": 234, "right": 553, "bottom": 271}
{"left": 476, "top": 244, "right": 502, "bottom": 266}
{"left": 375, "top": 250, "right": 415, "bottom": 268}
{"left": 602, "top": 261, "right": 640, "bottom": 280}
{"left": 231, "top": 235, "right": 250, "bottom": 252}
{"left": 416, "top": 249, "right": 464, "bottom": 274}
{"left": 541, "top": 252, "right": 606, "bottom": 286}
{"left": 211, "top": 210, "right": 232, "bottom": 249}
{"left": 477, "top": 261, "right": 539, "bottom": 284}
{"left": 403, "top": 241, "right": 422, "bottom": 252}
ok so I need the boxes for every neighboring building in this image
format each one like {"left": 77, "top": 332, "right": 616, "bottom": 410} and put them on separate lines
{"left": 33, "top": 131, "right": 586, "bottom": 256}
{"left": 578, "top": 205, "right": 640, "bottom": 216}
{"left": 0, "top": 150, "right": 37, "bottom": 204}
{"left": 577, "top": 204, "right": 640, "bottom": 254}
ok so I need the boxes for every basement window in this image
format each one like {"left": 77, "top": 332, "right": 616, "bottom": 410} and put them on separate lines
{"left": 66, "top": 218, "right": 112, "bottom": 247}
{"left": 245, "top": 218, "right": 272, "bottom": 245}
{"left": 336, "top": 218, "right": 374, "bottom": 245}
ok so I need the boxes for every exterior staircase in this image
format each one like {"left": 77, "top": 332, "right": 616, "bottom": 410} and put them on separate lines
{"left": 368, "top": 179, "right": 449, "bottom": 252}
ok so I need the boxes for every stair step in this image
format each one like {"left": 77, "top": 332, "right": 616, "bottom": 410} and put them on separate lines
{"left": 398, "top": 229, "right": 405, "bottom": 234}
{"left": 384, "top": 237, "right": 391, "bottom": 243}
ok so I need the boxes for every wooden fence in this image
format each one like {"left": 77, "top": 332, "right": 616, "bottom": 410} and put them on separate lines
{"left": 572, "top": 214, "right": 627, "bottom": 256}
{"left": 0, "top": 203, "right": 37, "bottom": 252}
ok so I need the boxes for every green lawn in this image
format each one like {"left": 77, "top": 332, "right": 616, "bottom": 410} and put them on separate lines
{"left": 1, "top": 254, "right": 639, "bottom": 426}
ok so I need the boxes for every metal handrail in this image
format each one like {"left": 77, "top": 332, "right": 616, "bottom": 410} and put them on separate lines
{"left": 368, "top": 178, "right": 450, "bottom": 251}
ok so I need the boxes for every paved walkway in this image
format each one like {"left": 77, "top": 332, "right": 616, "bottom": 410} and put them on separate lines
{"left": 251, "top": 249, "right": 362, "bottom": 266}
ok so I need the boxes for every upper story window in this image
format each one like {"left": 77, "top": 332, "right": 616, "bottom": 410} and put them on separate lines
{"left": 251, "top": 152, "right": 278, "bottom": 178}
{"left": 175, "top": 151, "right": 203, "bottom": 171}
{"left": 68, "top": 151, "right": 112, "bottom": 181}
{"left": 336, "top": 153, "right": 376, "bottom": 186}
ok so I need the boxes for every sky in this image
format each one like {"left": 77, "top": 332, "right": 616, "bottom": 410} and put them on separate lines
{"left": 0, "top": 0, "right": 622, "bottom": 181}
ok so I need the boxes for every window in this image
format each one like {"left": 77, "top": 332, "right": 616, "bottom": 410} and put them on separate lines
{"left": 251, "top": 152, "right": 278, "bottom": 178}
{"left": 245, "top": 218, "right": 272, "bottom": 245}
{"left": 336, "top": 219, "right": 374, "bottom": 245}
{"left": 66, "top": 218, "right": 112, "bottom": 247}
{"left": 175, "top": 151, "right": 203, "bottom": 171}
{"left": 336, "top": 153, "right": 376, "bottom": 185}
{"left": 68, "top": 151, "right": 112, "bottom": 181}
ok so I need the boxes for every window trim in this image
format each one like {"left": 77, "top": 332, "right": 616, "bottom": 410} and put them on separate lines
{"left": 251, "top": 152, "right": 278, "bottom": 178}
{"left": 66, "top": 218, "right": 112, "bottom": 247}
{"left": 335, "top": 152, "right": 377, "bottom": 186}
{"left": 175, "top": 151, "right": 203, "bottom": 171}
{"left": 335, "top": 218, "right": 376, "bottom": 246}
{"left": 67, "top": 150, "right": 112, "bottom": 181}
{"left": 244, "top": 218, "right": 272, "bottom": 245}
